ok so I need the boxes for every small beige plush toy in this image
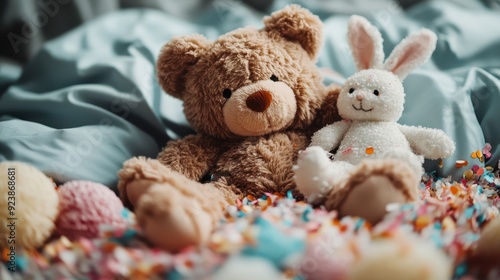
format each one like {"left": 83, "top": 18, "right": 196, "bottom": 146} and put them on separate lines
{"left": 294, "top": 15, "right": 455, "bottom": 205}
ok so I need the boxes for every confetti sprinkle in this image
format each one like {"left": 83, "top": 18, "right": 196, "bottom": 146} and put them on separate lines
{"left": 455, "top": 160, "right": 469, "bottom": 168}
{"left": 365, "top": 146, "right": 374, "bottom": 155}
{"left": 470, "top": 150, "right": 483, "bottom": 162}
{"left": 2, "top": 160, "right": 499, "bottom": 279}
{"left": 482, "top": 143, "right": 492, "bottom": 159}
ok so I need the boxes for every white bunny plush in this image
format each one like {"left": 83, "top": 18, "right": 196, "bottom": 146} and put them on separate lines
{"left": 294, "top": 15, "right": 456, "bottom": 204}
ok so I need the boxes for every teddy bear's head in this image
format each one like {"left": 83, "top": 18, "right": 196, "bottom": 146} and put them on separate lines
{"left": 157, "top": 5, "right": 328, "bottom": 139}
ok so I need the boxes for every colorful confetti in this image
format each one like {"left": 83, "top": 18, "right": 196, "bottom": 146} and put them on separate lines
{"left": 1, "top": 163, "right": 499, "bottom": 279}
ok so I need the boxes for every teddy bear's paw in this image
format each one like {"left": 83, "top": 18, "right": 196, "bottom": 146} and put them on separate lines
{"left": 118, "top": 157, "right": 176, "bottom": 208}
{"left": 135, "top": 183, "right": 214, "bottom": 252}
{"left": 338, "top": 175, "right": 409, "bottom": 225}
{"left": 328, "top": 159, "right": 419, "bottom": 225}
{"left": 294, "top": 146, "right": 340, "bottom": 203}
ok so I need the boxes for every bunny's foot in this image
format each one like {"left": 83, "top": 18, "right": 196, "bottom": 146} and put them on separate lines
{"left": 294, "top": 146, "right": 352, "bottom": 203}
{"left": 325, "top": 158, "right": 419, "bottom": 224}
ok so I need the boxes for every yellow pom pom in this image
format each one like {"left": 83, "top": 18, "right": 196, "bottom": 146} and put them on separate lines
{"left": 0, "top": 162, "right": 59, "bottom": 249}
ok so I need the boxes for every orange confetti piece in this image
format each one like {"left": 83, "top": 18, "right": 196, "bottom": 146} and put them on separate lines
{"left": 415, "top": 215, "right": 431, "bottom": 230}
{"left": 185, "top": 259, "right": 194, "bottom": 268}
{"left": 470, "top": 150, "right": 484, "bottom": 162}
{"left": 476, "top": 168, "right": 485, "bottom": 176}
{"left": 450, "top": 185, "right": 459, "bottom": 195}
{"left": 1, "top": 248, "right": 9, "bottom": 262}
{"left": 438, "top": 159, "right": 443, "bottom": 168}
{"left": 455, "top": 160, "right": 468, "bottom": 168}
{"left": 102, "top": 242, "right": 117, "bottom": 253}
{"left": 365, "top": 146, "right": 374, "bottom": 155}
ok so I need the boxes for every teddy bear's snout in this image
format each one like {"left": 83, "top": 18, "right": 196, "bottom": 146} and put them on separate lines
{"left": 246, "top": 90, "right": 273, "bottom": 112}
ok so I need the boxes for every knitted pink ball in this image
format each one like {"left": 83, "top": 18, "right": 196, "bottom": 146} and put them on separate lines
{"left": 56, "top": 180, "right": 125, "bottom": 240}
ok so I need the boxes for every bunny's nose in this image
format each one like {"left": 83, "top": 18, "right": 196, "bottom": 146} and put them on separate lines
{"left": 246, "top": 90, "right": 272, "bottom": 112}
{"left": 356, "top": 95, "right": 364, "bottom": 101}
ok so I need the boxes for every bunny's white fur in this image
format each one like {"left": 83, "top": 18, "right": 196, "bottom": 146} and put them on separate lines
{"left": 294, "top": 15, "right": 456, "bottom": 202}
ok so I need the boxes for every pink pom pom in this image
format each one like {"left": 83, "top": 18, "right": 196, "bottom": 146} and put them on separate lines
{"left": 300, "top": 235, "right": 352, "bottom": 280}
{"left": 56, "top": 181, "right": 125, "bottom": 240}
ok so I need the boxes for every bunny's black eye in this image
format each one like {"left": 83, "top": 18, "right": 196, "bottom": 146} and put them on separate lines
{"left": 270, "top": 74, "right": 279, "bottom": 82}
{"left": 223, "top": 88, "right": 232, "bottom": 99}
{"left": 349, "top": 88, "right": 355, "bottom": 94}
{"left": 373, "top": 90, "right": 380, "bottom": 96}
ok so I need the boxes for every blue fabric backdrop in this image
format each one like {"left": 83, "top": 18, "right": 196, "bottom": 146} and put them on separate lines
{"left": 1, "top": 0, "right": 499, "bottom": 189}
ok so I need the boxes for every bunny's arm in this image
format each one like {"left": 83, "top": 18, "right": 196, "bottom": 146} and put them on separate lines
{"left": 398, "top": 124, "right": 456, "bottom": 159}
{"left": 310, "top": 121, "right": 351, "bottom": 152}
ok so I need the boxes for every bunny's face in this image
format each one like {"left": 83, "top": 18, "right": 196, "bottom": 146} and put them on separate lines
{"left": 338, "top": 69, "right": 404, "bottom": 122}
{"left": 340, "top": 15, "right": 437, "bottom": 122}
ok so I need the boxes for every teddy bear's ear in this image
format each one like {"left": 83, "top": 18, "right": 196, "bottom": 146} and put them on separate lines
{"left": 263, "top": 5, "right": 323, "bottom": 59}
{"left": 156, "top": 34, "right": 209, "bottom": 99}
{"left": 348, "top": 15, "right": 385, "bottom": 71}
{"left": 383, "top": 29, "right": 437, "bottom": 80}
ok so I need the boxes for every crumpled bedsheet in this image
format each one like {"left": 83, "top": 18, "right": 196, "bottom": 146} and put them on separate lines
{"left": 0, "top": 0, "right": 499, "bottom": 189}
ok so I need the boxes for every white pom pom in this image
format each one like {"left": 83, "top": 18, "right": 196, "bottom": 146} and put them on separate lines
{"left": 212, "top": 256, "right": 282, "bottom": 280}
{"left": 348, "top": 236, "right": 452, "bottom": 280}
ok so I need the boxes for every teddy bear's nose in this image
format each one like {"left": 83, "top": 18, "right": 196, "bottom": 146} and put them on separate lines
{"left": 356, "top": 94, "right": 364, "bottom": 101}
{"left": 246, "top": 90, "right": 273, "bottom": 112}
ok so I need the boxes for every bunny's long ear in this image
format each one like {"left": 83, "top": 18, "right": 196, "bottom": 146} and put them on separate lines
{"left": 348, "top": 15, "right": 384, "bottom": 71}
{"left": 383, "top": 29, "right": 437, "bottom": 80}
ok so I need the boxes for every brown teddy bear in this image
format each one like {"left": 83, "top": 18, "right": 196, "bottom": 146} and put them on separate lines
{"left": 117, "top": 5, "right": 418, "bottom": 252}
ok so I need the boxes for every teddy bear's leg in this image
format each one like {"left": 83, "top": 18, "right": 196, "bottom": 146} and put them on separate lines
{"left": 118, "top": 157, "right": 231, "bottom": 252}
{"left": 294, "top": 146, "right": 353, "bottom": 203}
{"left": 324, "top": 158, "right": 419, "bottom": 224}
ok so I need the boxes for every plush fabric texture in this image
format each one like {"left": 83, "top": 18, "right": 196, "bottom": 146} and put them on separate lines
{"left": 294, "top": 15, "right": 455, "bottom": 206}
{"left": 117, "top": 5, "right": 343, "bottom": 252}
{"left": 55, "top": 181, "right": 126, "bottom": 240}
{"left": 0, "top": 162, "right": 59, "bottom": 249}
{"left": 2, "top": 1, "right": 500, "bottom": 186}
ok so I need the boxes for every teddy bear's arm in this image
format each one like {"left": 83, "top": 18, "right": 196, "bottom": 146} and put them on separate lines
{"left": 309, "top": 85, "right": 342, "bottom": 134}
{"left": 310, "top": 121, "right": 351, "bottom": 152}
{"left": 398, "top": 124, "right": 456, "bottom": 159}
{"left": 157, "top": 134, "right": 224, "bottom": 181}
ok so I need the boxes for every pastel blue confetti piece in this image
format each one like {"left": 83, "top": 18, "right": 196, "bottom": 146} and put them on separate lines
{"left": 241, "top": 217, "right": 305, "bottom": 268}
{"left": 16, "top": 256, "right": 28, "bottom": 271}
{"left": 287, "top": 190, "right": 294, "bottom": 199}
{"left": 302, "top": 206, "right": 312, "bottom": 222}
{"left": 167, "top": 269, "right": 183, "bottom": 280}
{"left": 431, "top": 231, "right": 443, "bottom": 248}
{"left": 400, "top": 203, "right": 414, "bottom": 211}
{"left": 477, "top": 214, "right": 485, "bottom": 225}
{"left": 121, "top": 208, "right": 130, "bottom": 218}
{"left": 355, "top": 219, "right": 364, "bottom": 231}
{"left": 454, "top": 263, "right": 467, "bottom": 278}
{"left": 464, "top": 207, "right": 475, "bottom": 219}
{"left": 484, "top": 173, "right": 494, "bottom": 183}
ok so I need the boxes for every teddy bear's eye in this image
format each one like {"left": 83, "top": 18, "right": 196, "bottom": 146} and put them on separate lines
{"left": 270, "top": 75, "right": 279, "bottom": 82}
{"left": 373, "top": 89, "right": 380, "bottom": 96}
{"left": 223, "top": 88, "right": 232, "bottom": 99}
{"left": 349, "top": 88, "right": 355, "bottom": 94}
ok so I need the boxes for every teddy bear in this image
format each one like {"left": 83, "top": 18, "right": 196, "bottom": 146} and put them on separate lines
{"left": 294, "top": 15, "right": 456, "bottom": 223}
{"left": 116, "top": 5, "right": 421, "bottom": 252}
